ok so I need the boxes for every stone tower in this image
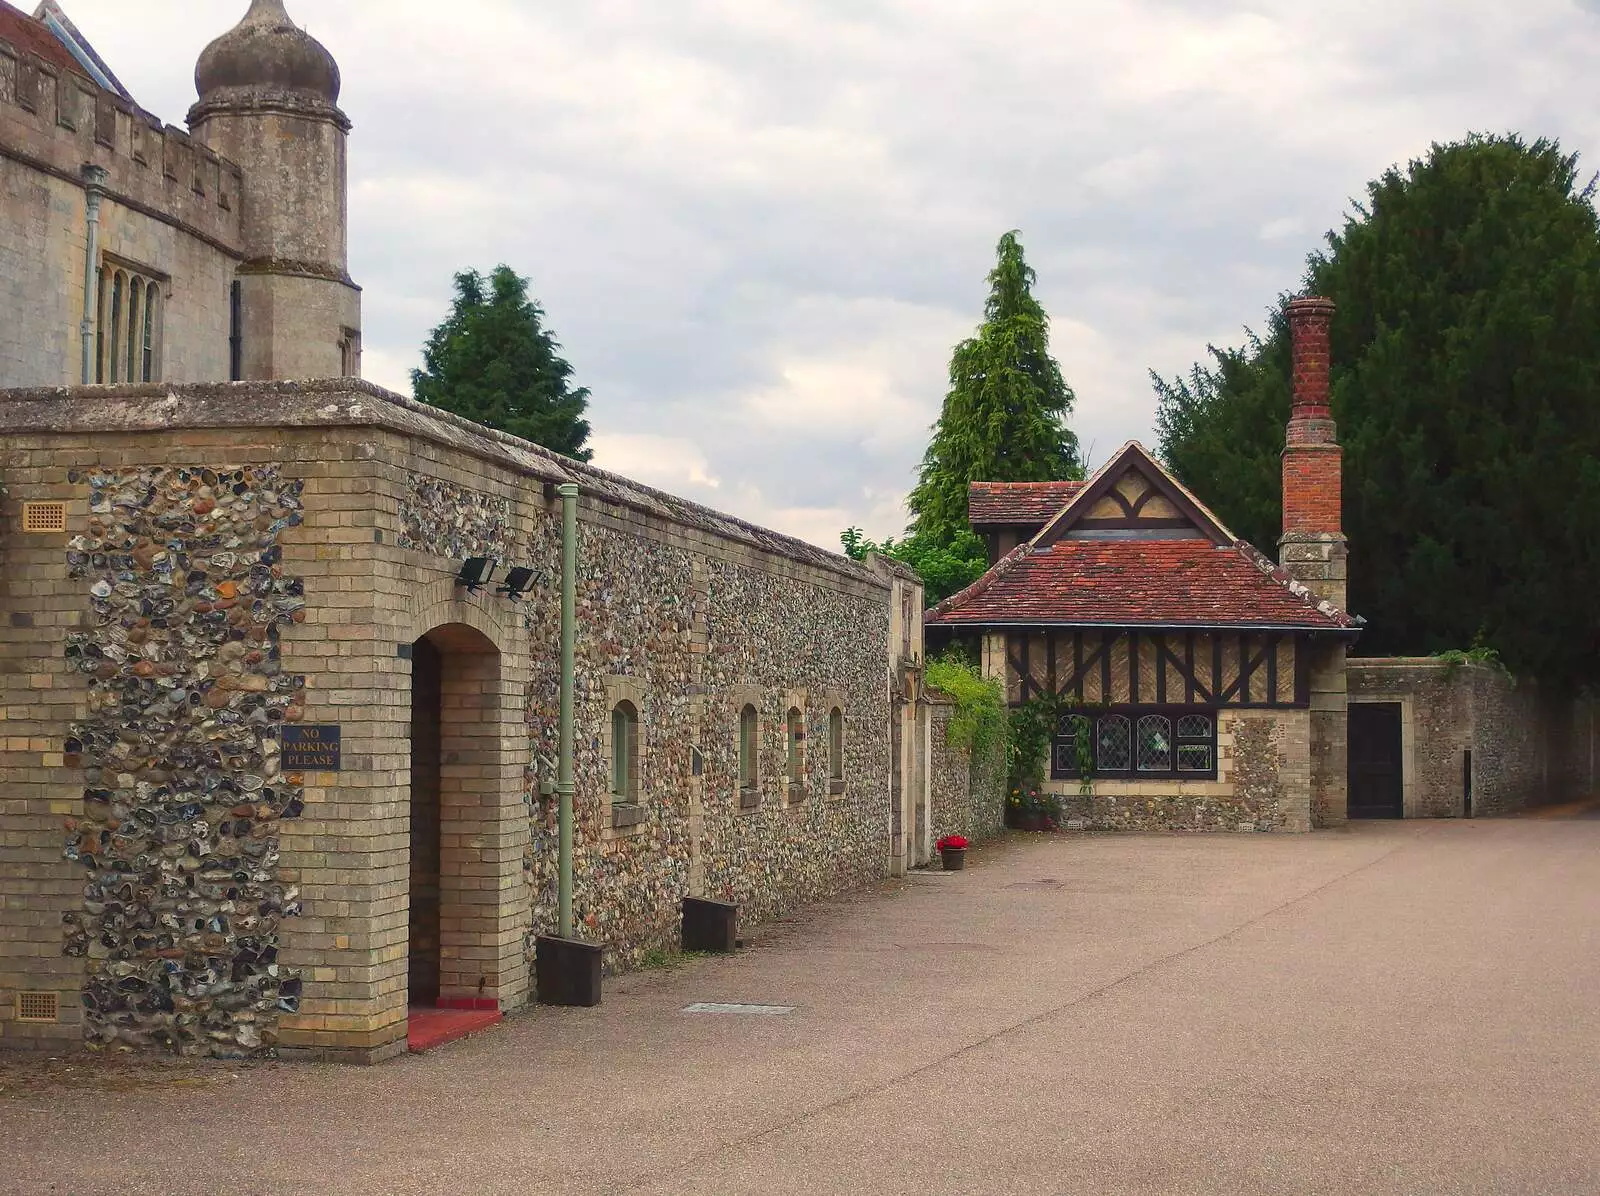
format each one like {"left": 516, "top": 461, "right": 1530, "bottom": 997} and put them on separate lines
{"left": 188, "top": 0, "right": 360, "bottom": 380}
{"left": 1280, "top": 297, "right": 1346, "bottom": 610}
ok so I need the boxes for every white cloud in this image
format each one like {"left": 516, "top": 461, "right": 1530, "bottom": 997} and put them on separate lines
{"left": 56, "top": 0, "right": 1600, "bottom": 546}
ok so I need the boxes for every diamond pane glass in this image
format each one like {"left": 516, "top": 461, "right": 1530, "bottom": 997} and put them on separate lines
{"left": 1178, "top": 744, "right": 1213, "bottom": 773}
{"left": 1137, "top": 716, "right": 1172, "bottom": 772}
{"left": 1053, "top": 743, "right": 1078, "bottom": 776}
{"left": 1096, "top": 716, "right": 1131, "bottom": 771}
{"left": 1177, "top": 714, "right": 1212, "bottom": 740}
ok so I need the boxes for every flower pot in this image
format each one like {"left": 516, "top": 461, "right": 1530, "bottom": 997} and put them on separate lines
{"left": 940, "top": 847, "right": 966, "bottom": 871}
{"left": 1019, "top": 813, "right": 1046, "bottom": 833}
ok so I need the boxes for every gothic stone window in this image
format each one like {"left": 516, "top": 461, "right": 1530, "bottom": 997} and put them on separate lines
{"left": 96, "top": 262, "right": 164, "bottom": 384}
{"left": 1052, "top": 709, "right": 1218, "bottom": 781}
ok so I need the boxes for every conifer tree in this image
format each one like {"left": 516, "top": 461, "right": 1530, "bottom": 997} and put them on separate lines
{"left": 414, "top": 266, "right": 593, "bottom": 461}
{"left": 1155, "top": 134, "right": 1600, "bottom": 687}
{"left": 908, "top": 231, "right": 1083, "bottom": 544}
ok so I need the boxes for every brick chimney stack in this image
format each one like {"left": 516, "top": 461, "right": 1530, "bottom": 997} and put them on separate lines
{"left": 1280, "top": 297, "right": 1347, "bottom": 611}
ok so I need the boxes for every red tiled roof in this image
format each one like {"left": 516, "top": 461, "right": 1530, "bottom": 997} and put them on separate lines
{"left": 928, "top": 537, "right": 1357, "bottom": 631}
{"left": 0, "top": 0, "right": 87, "bottom": 81}
{"left": 967, "top": 480, "right": 1086, "bottom": 526}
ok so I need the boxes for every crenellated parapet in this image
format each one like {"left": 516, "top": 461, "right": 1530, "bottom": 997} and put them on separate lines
{"left": 0, "top": 38, "right": 244, "bottom": 255}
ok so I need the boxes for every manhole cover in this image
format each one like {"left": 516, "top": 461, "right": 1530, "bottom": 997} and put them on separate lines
{"left": 681, "top": 1002, "right": 795, "bottom": 1016}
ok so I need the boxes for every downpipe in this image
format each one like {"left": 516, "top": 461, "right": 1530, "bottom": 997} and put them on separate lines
{"left": 79, "top": 164, "right": 109, "bottom": 384}
{"left": 557, "top": 483, "right": 578, "bottom": 939}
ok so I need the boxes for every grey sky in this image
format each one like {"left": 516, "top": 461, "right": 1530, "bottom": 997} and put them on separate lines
{"left": 59, "top": 0, "right": 1600, "bottom": 547}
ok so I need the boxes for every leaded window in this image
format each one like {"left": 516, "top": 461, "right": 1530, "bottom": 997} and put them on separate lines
{"left": 1052, "top": 709, "right": 1218, "bottom": 780}
{"left": 1097, "top": 715, "right": 1132, "bottom": 772}
{"left": 1177, "top": 714, "right": 1214, "bottom": 773}
{"left": 1137, "top": 716, "right": 1172, "bottom": 772}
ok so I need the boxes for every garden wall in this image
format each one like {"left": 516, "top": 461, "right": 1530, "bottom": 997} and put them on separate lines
{"left": 1348, "top": 658, "right": 1597, "bottom": 817}
{"left": 927, "top": 692, "right": 1005, "bottom": 847}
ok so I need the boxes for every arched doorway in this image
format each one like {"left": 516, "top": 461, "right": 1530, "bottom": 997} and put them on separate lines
{"left": 407, "top": 623, "right": 522, "bottom": 1026}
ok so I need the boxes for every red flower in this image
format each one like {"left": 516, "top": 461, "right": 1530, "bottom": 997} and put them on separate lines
{"left": 937, "top": 834, "right": 969, "bottom": 851}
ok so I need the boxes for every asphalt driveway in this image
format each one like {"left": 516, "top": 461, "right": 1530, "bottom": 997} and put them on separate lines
{"left": 3, "top": 817, "right": 1597, "bottom": 1195}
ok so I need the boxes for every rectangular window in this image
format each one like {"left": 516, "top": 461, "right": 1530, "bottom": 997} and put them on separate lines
{"left": 1052, "top": 709, "right": 1217, "bottom": 781}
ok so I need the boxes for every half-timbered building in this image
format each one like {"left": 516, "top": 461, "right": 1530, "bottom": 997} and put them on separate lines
{"left": 929, "top": 298, "right": 1359, "bottom": 832}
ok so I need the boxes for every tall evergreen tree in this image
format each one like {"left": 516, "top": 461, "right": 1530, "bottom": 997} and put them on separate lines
{"left": 413, "top": 266, "right": 593, "bottom": 461}
{"left": 908, "top": 231, "right": 1083, "bottom": 544}
{"left": 1155, "top": 134, "right": 1600, "bottom": 688}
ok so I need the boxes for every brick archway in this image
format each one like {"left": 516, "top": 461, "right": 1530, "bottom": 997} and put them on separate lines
{"left": 407, "top": 621, "right": 528, "bottom": 1016}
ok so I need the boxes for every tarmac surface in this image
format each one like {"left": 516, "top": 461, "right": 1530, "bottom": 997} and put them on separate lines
{"left": 3, "top": 813, "right": 1598, "bottom": 1195}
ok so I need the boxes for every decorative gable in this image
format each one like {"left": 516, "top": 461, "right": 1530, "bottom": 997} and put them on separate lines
{"left": 1035, "top": 442, "right": 1235, "bottom": 548}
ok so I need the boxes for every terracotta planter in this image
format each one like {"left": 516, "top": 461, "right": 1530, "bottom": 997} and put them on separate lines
{"left": 1019, "top": 812, "right": 1046, "bottom": 832}
{"left": 940, "top": 847, "right": 967, "bottom": 871}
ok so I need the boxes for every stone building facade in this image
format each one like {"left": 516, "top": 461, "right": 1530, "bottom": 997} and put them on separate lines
{"left": 0, "top": 0, "right": 359, "bottom": 391}
{"left": 0, "top": 380, "right": 966, "bottom": 1060}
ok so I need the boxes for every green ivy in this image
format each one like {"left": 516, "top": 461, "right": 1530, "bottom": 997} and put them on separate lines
{"left": 925, "top": 653, "right": 1006, "bottom": 760}
{"left": 1007, "top": 693, "right": 1067, "bottom": 791}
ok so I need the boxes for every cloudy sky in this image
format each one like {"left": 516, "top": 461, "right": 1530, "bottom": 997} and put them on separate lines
{"left": 61, "top": 0, "right": 1600, "bottom": 547}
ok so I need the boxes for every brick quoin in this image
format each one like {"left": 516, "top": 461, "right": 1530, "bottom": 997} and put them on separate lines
{"left": 1283, "top": 297, "right": 1341, "bottom": 538}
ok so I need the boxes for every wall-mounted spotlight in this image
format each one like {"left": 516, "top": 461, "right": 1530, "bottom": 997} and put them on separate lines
{"left": 498, "top": 566, "right": 537, "bottom": 601}
{"left": 455, "top": 557, "right": 497, "bottom": 594}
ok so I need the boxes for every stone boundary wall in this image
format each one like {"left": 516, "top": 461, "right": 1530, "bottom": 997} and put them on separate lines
{"left": 0, "top": 381, "right": 910, "bottom": 1059}
{"left": 0, "top": 38, "right": 244, "bottom": 253}
{"left": 1349, "top": 658, "right": 1597, "bottom": 817}
{"left": 926, "top": 693, "right": 1004, "bottom": 847}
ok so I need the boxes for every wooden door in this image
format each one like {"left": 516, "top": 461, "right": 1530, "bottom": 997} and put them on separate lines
{"left": 1349, "top": 703, "right": 1404, "bottom": 819}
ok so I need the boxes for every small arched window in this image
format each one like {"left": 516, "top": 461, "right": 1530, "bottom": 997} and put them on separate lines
{"left": 94, "top": 269, "right": 108, "bottom": 383}
{"left": 142, "top": 282, "right": 159, "bottom": 381}
{"left": 610, "top": 700, "right": 639, "bottom": 804}
{"left": 738, "top": 704, "right": 759, "bottom": 806}
{"left": 1137, "top": 715, "right": 1173, "bottom": 773}
{"left": 786, "top": 707, "right": 805, "bottom": 799}
{"left": 828, "top": 707, "right": 844, "bottom": 792}
{"left": 108, "top": 271, "right": 125, "bottom": 382}
{"left": 125, "top": 277, "right": 142, "bottom": 383}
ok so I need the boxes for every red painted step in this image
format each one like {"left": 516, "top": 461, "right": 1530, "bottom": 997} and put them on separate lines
{"left": 407, "top": 1006, "right": 502, "bottom": 1053}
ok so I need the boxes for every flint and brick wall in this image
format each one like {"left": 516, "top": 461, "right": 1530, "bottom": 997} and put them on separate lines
{"left": 0, "top": 381, "right": 915, "bottom": 1060}
{"left": 926, "top": 694, "right": 1005, "bottom": 847}
{"left": 1043, "top": 709, "right": 1312, "bottom": 833}
{"left": 1349, "top": 658, "right": 1598, "bottom": 818}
